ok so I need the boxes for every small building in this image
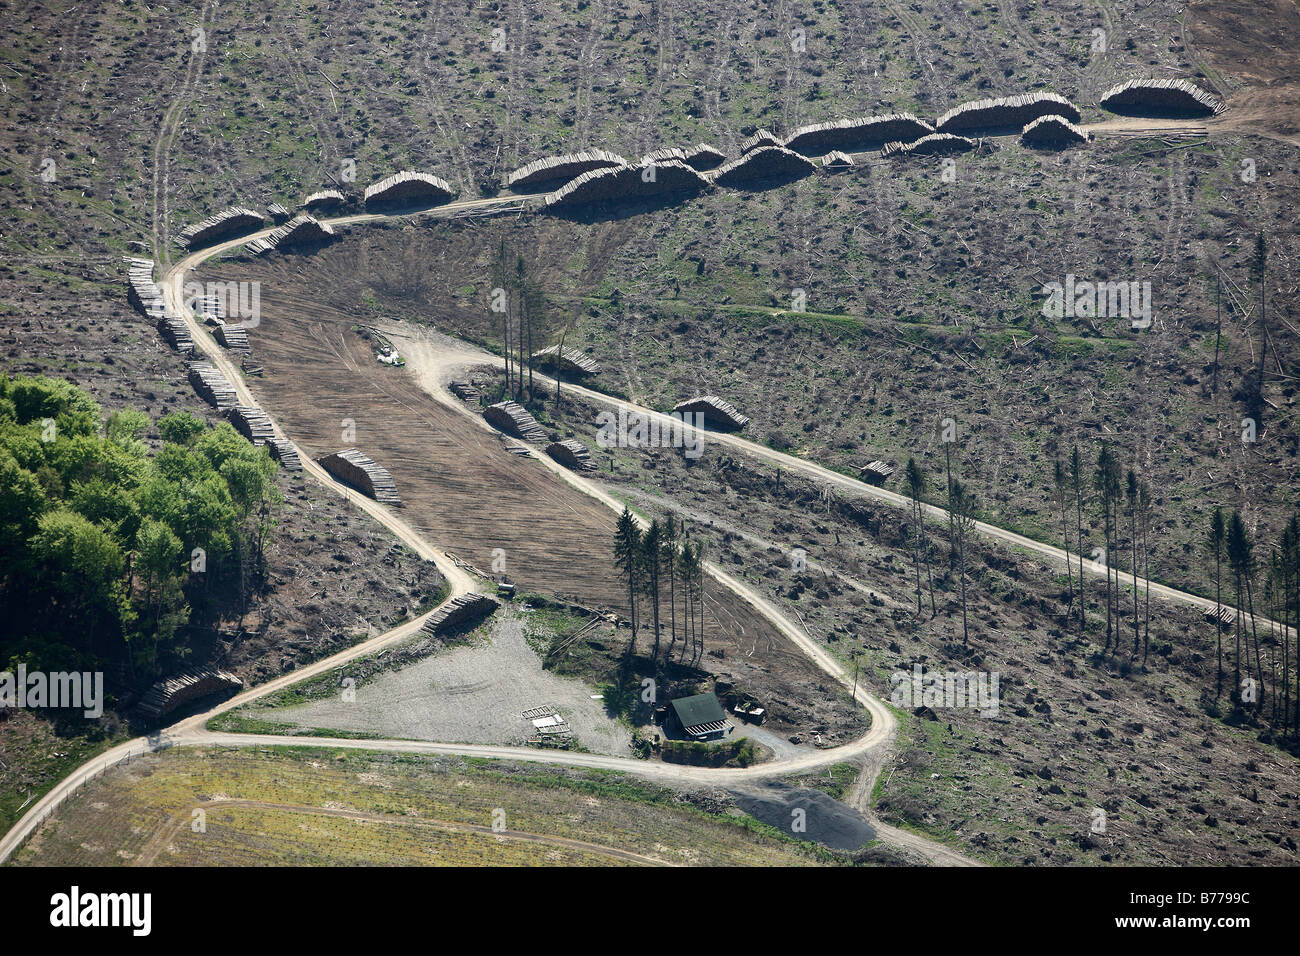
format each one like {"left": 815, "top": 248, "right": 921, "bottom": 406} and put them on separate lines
{"left": 666, "top": 692, "right": 733, "bottom": 742}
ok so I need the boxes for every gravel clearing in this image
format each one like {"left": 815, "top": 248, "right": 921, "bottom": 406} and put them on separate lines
{"left": 264, "top": 618, "right": 632, "bottom": 755}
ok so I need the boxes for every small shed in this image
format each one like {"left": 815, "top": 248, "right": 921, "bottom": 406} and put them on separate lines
{"left": 667, "top": 692, "right": 732, "bottom": 741}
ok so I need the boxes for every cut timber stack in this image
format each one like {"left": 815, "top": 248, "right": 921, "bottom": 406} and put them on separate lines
{"left": 302, "top": 188, "right": 345, "bottom": 212}
{"left": 267, "top": 202, "right": 290, "bottom": 222}
{"left": 135, "top": 669, "right": 242, "bottom": 723}
{"left": 363, "top": 170, "right": 456, "bottom": 208}
{"left": 710, "top": 146, "right": 817, "bottom": 186}
{"left": 317, "top": 448, "right": 401, "bottom": 504}
{"left": 673, "top": 395, "right": 750, "bottom": 431}
{"left": 821, "top": 150, "right": 856, "bottom": 172}
{"left": 783, "top": 113, "right": 934, "bottom": 155}
{"left": 245, "top": 214, "right": 336, "bottom": 255}
{"left": 1020, "top": 114, "right": 1089, "bottom": 148}
{"left": 881, "top": 133, "right": 976, "bottom": 158}
{"left": 484, "top": 401, "right": 547, "bottom": 442}
{"left": 175, "top": 207, "right": 266, "bottom": 250}
{"left": 267, "top": 438, "right": 302, "bottom": 471}
{"left": 740, "top": 129, "right": 784, "bottom": 153}
{"left": 546, "top": 438, "right": 595, "bottom": 470}
{"left": 507, "top": 150, "right": 627, "bottom": 190}
{"left": 1099, "top": 78, "right": 1222, "bottom": 116}
{"left": 682, "top": 143, "right": 727, "bottom": 170}
{"left": 544, "top": 160, "right": 710, "bottom": 209}
{"left": 214, "top": 323, "right": 250, "bottom": 352}
{"left": 860, "top": 460, "right": 895, "bottom": 483}
{"left": 124, "top": 256, "right": 167, "bottom": 318}
{"left": 1203, "top": 605, "right": 1237, "bottom": 627}
{"left": 934, "top": 93, "right": 1080, "bottom": 134}
{"left": 225, "top": 405, "right": 274, "bottom": 445}
{"left": 449, "top": 381, "right": 481, "bottom": 403}
{"left": 187, "top": 362, "right": 238, "bottom": 410}
{"left": 158, "top": 317, "right": 194, "bottom": 354}
{"left": 531, "top": 344, "right": 600, "bottom": 376}
{"left": 422, "top": 592, "right": 499, "bottom": 635}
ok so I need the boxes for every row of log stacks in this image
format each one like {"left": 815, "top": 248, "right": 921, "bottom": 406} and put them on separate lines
{"left": 267, "top": 438, "right": 302, "bottom": 471}
{"left": 134, "top": 668, "right": 243, "bottom": 722}
{"left": 710, "top": 146, "right": 817, "bottom": 187}
{"left": 157, "top": 317, "right": 194, "bottom": 354}
{"left": 546, "top": 438, "right": 595, "bottom": 471}
{"left": 124, "top": 256, "right": 167, "bottom": 319}
{"left": 302, "top": 188, "right": 346, "bottom": 212}
{"left": 531, "top": 344, "right": 600, "bottom": 376}
{"left": 1020, "top": 114, "right": 1089, "bottom": 148}
{"left": 506, "top": 149, "right": 627, "bottom": 190}
{"left": 363, "top": 171, "right": 456, "bottom": 209}
{"left": 881, "top": 133, "right": 977, "bottom": 158}
{"left": 1099, "top": 78, "right": 1223, "bottom": 117}
{"left": 821, "top": 150, "right": 855, "bottom": 172}
{"left": 225, "top": 405, "right": 274, "bottom": 445}
{"left": 175, "top": 207, "right": 266, "bottom": 251}
{"left": 422, "top": 592, "right": 499, "bottom": 635}
{"left": 544, "top": 160, "right": 711, "bottom": 209}
{"left": 245, "top": 214, "right": 336, "bottom": 255}
{"left": 484, "top": 400, "right": 548, "bottom": 442}
{"left": 740, "top": 129, "right": 784, "bottom": 153}
{"left": 213, "top": 323, "right": 250, "bottom": 352}
{"left": 187, "top": 362, "right": 238, "bottom": 410}
{"left": 317, "top": 448, "right": 401, "bottom": 504}
{"left": 782, "top": 113, "right": 935, "bottom": 155}
{"left": 673, "top": 395, "right": 750, "bottom": 431}
{"left": 935, "top": 92, "right": 1081, "bottom": 134}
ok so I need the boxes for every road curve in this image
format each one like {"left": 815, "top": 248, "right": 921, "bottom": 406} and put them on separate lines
{"left": 2, "top": 195, "right": 977, "bottom": 866}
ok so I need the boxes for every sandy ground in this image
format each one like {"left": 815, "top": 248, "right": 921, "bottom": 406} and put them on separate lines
{"left": 264, "top": 619, "right": 632, "bottom": 755}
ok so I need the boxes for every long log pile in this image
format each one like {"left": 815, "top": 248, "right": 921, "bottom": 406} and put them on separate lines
{"left": 935, "top": 92, "right": 1080, "bottom": 134}
{"left": 317, "top": 448, "right": 402, "bottom": 504}
{"left": 214, "top": 323, "right": 250, "bottom": 352}
{"left": 1020, "top": 114, "right": 1089, "bottom": 148}
{"left": 1099, "top": 78, "right": 1222, "bottom": 116}
{"left": 302, "top": 188, "right": 345, "bottom": 211}
{"left": 267, "top": 438, "right": 302, "bottom": 471}
{"left": 245, "top": 213, "right": 336, "bottom": 255}
{"left": 175, "top": 207, "right": 266, "bottom": 251}
{"left": 673, "top": 395, "right": 750, "bottom": 431}
{"left": 782, "top": 113, "right": 934, "bottom": 155}
{"left": 531, "top": 344, "right": 600, "bottom": 376}
{"left": 158, "top": 317, "right": 194, "bottom": 354}
{"left": 544, "top": 160, "right": 710, "bottom": 209}
{"left": 710, "top": 146, "right": 816, "bottom": 187}
{"left": 682, "top": 143, "right": 727, "bottom": 170}
{"left": 225, "top": 405, "right": 274, "bottom": 445}
{"left": 546, "top": 438, "right": 595, "bottom": 471}
{"left": 135, "top": 668, "right": 243, "bottom": 722}
{"left": 363, "top": 171, "right": 456, "bottom": 209}
{"left": 506, "top": 150, "right": 627, "bottom": 190}
{"left": 187, "top": 362, "right": 238, "bottom": 410}
{"left": 740, "top": 129, "right": 784, "bottom": 153}
{"left": 881, "top": 133, "right": 977, "bottom": 158}
{"left": 422, "top": 592, "right": 499, "bottom": 635}
{"left": 124, "top": 257, "right": 167, "bottom": 318}
{"left": 484, "top": 401, "right": 548, "bottom": 442}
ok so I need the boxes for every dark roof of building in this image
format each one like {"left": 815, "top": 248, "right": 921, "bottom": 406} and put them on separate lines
{"left": 670, "top": 692, "right": 727, "bottom": 732}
